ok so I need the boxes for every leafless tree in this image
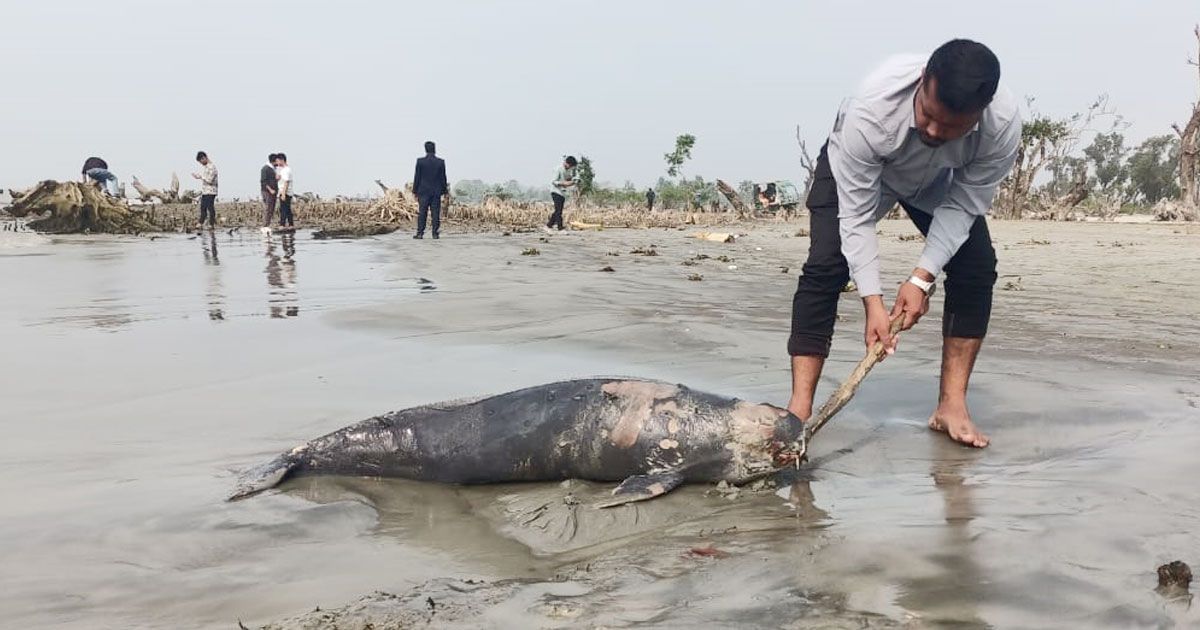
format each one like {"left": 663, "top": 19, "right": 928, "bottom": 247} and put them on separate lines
{"left": 795, "top": 125, "right": 817, "bottom": 196}
{"left": 1173, "top": 24, "right": 1200, "bottom": 216}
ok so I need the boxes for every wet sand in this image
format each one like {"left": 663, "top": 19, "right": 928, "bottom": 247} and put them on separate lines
{"left": 1, "top": 219, "right": 1198, "bottom": 628}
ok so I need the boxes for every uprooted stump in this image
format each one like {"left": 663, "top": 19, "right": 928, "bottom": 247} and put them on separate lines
{"left": 1157, "top": 560, "right": 1192, "bottom": 595}
{"left": 4, "top": 180, "right": 158, "bottom": 234}
{"left": 312, "top": 223, "right": 400, "bottom": 239}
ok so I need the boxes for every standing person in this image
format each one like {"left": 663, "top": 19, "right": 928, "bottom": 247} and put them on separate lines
{"left": 192, "top": 151, "right": 219, "bottom": 229}
{"left": 786, "top": 40, "right": 1019, "bottom": 449}
{"left": 274, "top": 153, "right": 294, "bottom": 229}
{"left": 412, "top": 141, "right": 448, "bottom": 239}
{"left": 546, "top": 155, "right": 578, "bottom": 232}
{"left": 646, "top": 188, "right": 656, "bottom": 212}
{"left": 81, "top": 156, "right": 120, "bottom": 197}
{"left": 260, "top": 153, "right": 278, "bottom": 233}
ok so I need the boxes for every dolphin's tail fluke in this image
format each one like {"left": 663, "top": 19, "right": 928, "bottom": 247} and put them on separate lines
{"left": 229, "top": 453, "right": 299, "bottom": 501}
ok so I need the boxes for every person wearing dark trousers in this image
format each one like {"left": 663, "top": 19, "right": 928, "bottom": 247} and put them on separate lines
{"left": 786, "top": 40, "right": 1020, "bottom": 449}
{"left": 260, "top": 153, "right": 278, "bottom": 233}
{"left": 412, "top": 141, "right": 448, "bottom": 239}
{"left": 546, "top": 155, "right": 578, "bottom": 232}
{"left": 646, "top": 188, "right": 656, "bottom": 212}
{"left": 192, "top": 151, "right": 219, "bottom": 229}
{"left": 274, "top": 153, "right": 294, "bottom": 228}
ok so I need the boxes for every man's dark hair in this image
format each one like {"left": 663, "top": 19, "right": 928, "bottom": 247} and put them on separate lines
{"left": 925, "top": 39, "right": 1000, "bottom": 114}
{"left": 424, "top": 141, "right": 436, "bottom": 154}
{"left": 276, "top": 152, "right": 287, "bottom": 162}
{"left": 196, "top": 151, "right": 207, "bottom": 161}
{"left": 268, "top": 153, "right": 278, "bottom": 162}
{"left": 565, "top": 156, "right": 578, "bottom": 167}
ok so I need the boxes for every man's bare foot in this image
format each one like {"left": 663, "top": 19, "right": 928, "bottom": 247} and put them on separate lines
{"left": 928, "top": 404, "right": 989, "bottom": 448}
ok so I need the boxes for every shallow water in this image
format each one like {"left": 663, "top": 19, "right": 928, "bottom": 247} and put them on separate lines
{"left": 1, "top": 227, "right": 1197, "bottom": 628}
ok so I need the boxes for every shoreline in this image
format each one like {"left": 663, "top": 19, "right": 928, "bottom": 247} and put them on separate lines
{"left": 1, "top": 219, "right": 1197, "bottom": 628}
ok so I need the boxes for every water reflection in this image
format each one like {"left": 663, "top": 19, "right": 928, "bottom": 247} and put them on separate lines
{"left": 897, "top": 447, "right": 987, "bottom": 628}
{"left": 783, "top": 477, "right": 831, "bottom": 523}
{"left": 200, "top": 231, "right": 225, "bottom": 321}
{"left": 264, "top": 233, "right": 299, "bottom": 318}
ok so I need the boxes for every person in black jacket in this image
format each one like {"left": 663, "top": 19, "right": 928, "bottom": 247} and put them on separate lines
{"left": 412, "top": 141, "right": 448, "bottom": 239}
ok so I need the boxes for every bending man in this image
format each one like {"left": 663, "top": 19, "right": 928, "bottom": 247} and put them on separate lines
{"left": 787, "top": 39, "right": 1020, "bottom": 447}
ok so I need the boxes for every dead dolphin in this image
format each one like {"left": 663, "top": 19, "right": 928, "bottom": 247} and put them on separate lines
{"left": 231, "top": 378, "right": 805, "bottom": 506}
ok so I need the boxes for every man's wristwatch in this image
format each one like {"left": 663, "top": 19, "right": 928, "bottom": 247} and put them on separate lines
{"left": 907, "top": 275, "right": 936, "bottom": 296}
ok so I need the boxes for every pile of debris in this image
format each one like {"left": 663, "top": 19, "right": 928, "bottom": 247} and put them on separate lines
{"left": 370, "top": 180, "right": 417, "bottom": 221}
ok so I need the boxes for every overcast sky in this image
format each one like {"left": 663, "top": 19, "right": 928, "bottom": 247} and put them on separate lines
{"left": 2, "top": 1, "right": 1197, "bottom": 197}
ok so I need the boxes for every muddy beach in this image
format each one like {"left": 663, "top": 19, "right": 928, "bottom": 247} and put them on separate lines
{"left": 1, "top": 219, "right": 1198, "bottom": 629}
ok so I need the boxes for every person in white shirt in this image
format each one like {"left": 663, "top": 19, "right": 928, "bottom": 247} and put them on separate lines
{"left": 191, "top": 151, "right": 218, "bottom": 229}
{"left": 274, "top": 153, "right": 294, "bottom": 228}
{"left": 786, "top": 39, "right": 1020, "bottom": 448}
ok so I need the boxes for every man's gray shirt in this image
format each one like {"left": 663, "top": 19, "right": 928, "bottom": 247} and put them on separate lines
{"left": 827, "top": 54, "right": 1021, "bottom": 297}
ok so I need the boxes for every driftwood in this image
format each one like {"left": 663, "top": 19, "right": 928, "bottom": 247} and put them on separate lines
{"left": 4, "top": 180, "right": 158, "bottom": 233}
{"left": 715, "top": 179, "right": 750, "bottom": 216}
{"left": 311, "top": 224, "right": 399, "bottom": 239}
{"left": 130, "top": 173, "right": 196, "bottom": 204}
{"left": 798, "top": 316, "right": 905, "bottom": 458}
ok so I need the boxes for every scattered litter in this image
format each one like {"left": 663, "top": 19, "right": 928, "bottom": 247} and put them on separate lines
{"left": 521, "top": 247, "right": 540, "bottom": 256}
{"left": 686, "top": 544, "right": 730, "bottom": 559}
{"left": 687, "top": 273, "right": 703, "bottom": 281}
{"left": 692, "top": 232, "right": 735, "bottom": 243}
{"left": 599, "top": 266, "right": 615, "bottom": 272}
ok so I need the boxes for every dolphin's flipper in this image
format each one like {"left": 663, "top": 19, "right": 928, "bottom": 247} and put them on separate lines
{"left": 595, "top": 471, "right": 684, "bottom": 509}
{"left": 228, "top": 453, "right": 298, "bottom": 501}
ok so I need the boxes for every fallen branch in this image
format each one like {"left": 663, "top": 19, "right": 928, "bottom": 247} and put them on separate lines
{"left": 799, "top": 316, "right": 905, "bottom": 457}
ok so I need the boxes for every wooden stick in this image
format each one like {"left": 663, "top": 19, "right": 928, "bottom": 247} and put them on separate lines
{"left": 802, "top": 314, "right": 905, "bottom": 446}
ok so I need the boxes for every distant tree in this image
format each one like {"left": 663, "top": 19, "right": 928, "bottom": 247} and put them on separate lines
{"left": 996, "top": 96, "right": 1118, "bottom": 218}
{"left": 1083, "top": 131, "right": 1129, "bottom": 197}
{"left": 1126, "top": 135, "right": 1180, "bottom": 204}
{"left": 737, "top": 180, "right": 756, "bottom": 201}
{"left": 452, "top": 179, "right": 489, "bottom": 203}
{"left": 1047, "top": 155, "right": 1089, "bottom": 198}
{"left": 489, "top": 184, "right": 513, "bottom": 202}
{"left": 577, "top": 156, "right": 596, "bottom": 196}
{"left": 664, "top": 134, "right": 696, "bottom": 178}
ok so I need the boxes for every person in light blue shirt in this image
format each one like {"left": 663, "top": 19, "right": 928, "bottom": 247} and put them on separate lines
{"left": 546, "top": 156, "right": 578, "bottom": 232}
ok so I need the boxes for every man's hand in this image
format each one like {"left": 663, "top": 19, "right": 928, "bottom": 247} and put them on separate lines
{"left": 862, "top": 296, "right": 896, "bottom": 356}
{"left": 891, "top": 282, "right": 929, "bottom": 331}
{"left": 890, "top": 268, "right": 934, "bottom": 331}
{"left": 191, "top": 173, "right": 201, "bottom": 180}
